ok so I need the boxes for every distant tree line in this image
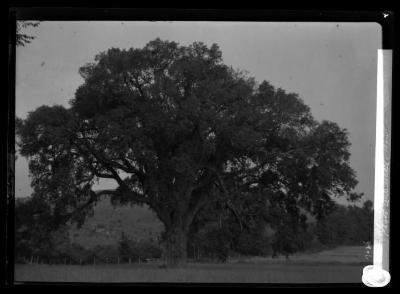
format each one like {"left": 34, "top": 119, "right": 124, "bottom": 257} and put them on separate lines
{"left": 15, "top": 194, "right": 373, "bottom": 264}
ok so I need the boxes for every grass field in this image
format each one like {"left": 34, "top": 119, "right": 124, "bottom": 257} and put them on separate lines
{"left": 244, "top": 245, "right": 371, "bottom": 264}
{"left": 14, "top": 262, "right": 365, "bottom": 283}
{"left": 15, "top": 246, "right": 369, "bottom": 283}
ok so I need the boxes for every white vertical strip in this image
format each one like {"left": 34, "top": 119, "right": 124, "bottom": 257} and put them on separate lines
{"left": 362, "top": 49, "right": 391, "bottom": 287}
{"left": 373, "top": 49, "right": 384, "bottom": 268}
{"left": 382, "top": 49, "right": 392, "bottom": 273}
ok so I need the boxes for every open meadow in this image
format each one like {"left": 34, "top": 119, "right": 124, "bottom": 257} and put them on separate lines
{"left": 15, "top": 246, "right": 368, "bottom": 283}
{"left": 14, "top": 262, "right": 364, "bottom": 283}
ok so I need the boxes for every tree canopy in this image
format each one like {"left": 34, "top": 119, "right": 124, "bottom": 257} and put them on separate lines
{"left": 16, "top": 38, "right": 362, "bottom": 267}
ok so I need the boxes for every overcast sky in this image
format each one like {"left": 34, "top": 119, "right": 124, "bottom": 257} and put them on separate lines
{"left": 15, "top": 21, "right": 381, "bottom": 205}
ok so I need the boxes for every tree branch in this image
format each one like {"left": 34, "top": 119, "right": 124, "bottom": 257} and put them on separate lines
{"left": 207, "top": 166, "right": 244, "bottom": 231}
{"left": 59, "top": 189, "right": 104, "bottom": 224}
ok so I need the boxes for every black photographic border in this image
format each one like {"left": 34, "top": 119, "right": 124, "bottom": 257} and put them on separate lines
{"left": 5, "top": 5, "right": 397, "bottom": 289}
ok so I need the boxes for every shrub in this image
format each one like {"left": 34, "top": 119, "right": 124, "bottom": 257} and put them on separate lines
{"left": 118, "top": 232, "right": 162, "bottom": 262}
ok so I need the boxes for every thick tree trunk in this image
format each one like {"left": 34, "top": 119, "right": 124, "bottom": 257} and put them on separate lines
{"left": 164, "top": 226, "right": 188, "bottom": 268}
{"left": 156, "top": 186, "right": 209, "bottom": 268}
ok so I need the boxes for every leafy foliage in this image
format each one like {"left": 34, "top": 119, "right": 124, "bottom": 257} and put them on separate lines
{"left": 117, "top": 232, "right": 162, "bottom": 262}
{"left": 188, "top": 188, "right": 272, "bottom": 260}
{"left": 315, "top": 200, "right": 374, "bottom": 246}
{"left": 15, "top": 196, "right": 70, "bottom": 260}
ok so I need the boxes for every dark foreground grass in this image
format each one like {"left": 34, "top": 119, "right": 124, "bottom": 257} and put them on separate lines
{"left": 14, "top": 262, "right": 364, "bottom": 283}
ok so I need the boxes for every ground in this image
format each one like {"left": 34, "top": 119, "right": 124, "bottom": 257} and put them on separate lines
{"left": 14, "top": 263, "right": 364, "bottom": 283}
{"left": 14, "top": 246, "right": 370, "bottom": 283}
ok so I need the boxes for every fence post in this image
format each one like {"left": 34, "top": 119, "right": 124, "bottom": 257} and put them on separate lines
{"left": 93, "top": 256, "right": 96, "bottom": 265}
{"left": 117, "top": 256, "right": 120, "bottom": 264}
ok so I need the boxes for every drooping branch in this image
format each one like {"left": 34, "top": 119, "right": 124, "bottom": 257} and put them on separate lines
{"left": 118, "top": 155, "right": 146, "bottom": 182}
{"left": 57, "top": 188, "right": 107, "bottom": 224}
{"left": 208, "top": 166, "right": 244, "bottom": 231}
{"left": 184, "top": 185, "right": 216, "bottom": 230}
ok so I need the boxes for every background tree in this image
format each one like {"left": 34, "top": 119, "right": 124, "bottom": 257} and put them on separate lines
{"left": 16, "top": 39, "right": 362, "bottom": 267}
{"left": 117, "top": 232, "right": 133, "bottom": 261}
{"left": 315, "top": 200, "right": 373, "bottom": 247}
{"left": 15, "top": 195, "right": 70, "bottom": 262}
